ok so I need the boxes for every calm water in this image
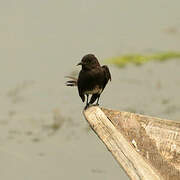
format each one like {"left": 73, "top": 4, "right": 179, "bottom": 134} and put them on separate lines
{"left": 0, "top": 1, "right": 180, "bottom": 180}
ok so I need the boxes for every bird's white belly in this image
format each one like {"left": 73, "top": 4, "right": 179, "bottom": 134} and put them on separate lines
{"left": 85, "top": 86, "right": 102, "bottom": 94}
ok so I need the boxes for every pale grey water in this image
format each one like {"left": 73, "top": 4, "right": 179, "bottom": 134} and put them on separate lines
{"left": 0, "top": 1, "right": 180, "bottom": 180}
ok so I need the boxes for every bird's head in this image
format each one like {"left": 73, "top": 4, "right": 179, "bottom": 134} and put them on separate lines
{"left": 77, "top": 54, "right": 100, "bottom": 70}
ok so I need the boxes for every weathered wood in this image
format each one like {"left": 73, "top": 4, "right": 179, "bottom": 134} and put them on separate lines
{"left": 83, "top": 106, "right": 180, "bottom": 180}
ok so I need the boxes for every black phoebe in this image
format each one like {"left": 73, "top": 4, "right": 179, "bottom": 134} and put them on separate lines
{"left": 66, "top": 54, "right": 111, "bottom": 108}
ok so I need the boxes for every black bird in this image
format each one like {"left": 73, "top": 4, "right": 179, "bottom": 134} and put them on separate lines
{"left": 66, "top": 54, "right": 111, "bottom": 108}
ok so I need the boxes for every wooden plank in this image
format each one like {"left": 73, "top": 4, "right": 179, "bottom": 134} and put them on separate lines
{"left": 83, "top": 106, "right": 180, "bottom": 180}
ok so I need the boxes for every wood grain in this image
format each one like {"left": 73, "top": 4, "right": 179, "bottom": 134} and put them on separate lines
{"left": 84, "top": 106, "right": 180, "bottom": 180}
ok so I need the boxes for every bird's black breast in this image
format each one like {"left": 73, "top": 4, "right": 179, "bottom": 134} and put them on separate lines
{"left": 78, "top": 68, "right": 104, "bottom": 95}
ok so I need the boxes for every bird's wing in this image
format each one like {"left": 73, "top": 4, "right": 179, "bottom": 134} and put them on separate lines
{"left": 77, "top": 71, "right": 85, "bottom": 102}
{"left": 102, "top": 65, "right": 111, "bottom": 82}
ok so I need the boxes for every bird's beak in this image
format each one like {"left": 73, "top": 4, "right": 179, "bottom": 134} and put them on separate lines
{"left": 77, "top": 62, "right": 82, "bottom": 66}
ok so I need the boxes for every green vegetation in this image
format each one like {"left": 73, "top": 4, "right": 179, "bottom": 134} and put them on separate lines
{"left": 106, "top": 51, "right": 180, "bottom": 67}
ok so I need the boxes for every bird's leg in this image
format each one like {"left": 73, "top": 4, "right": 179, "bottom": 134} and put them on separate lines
{"left": 96, "top": 95, "right": 100, "bottom": 106}
{"left": 85, "top": 94, "right": 89, "bottom": 109}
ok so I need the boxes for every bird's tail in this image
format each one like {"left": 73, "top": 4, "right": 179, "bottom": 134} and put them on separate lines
{"left": 65, "top": 76, "right": 77, "bottom": 86}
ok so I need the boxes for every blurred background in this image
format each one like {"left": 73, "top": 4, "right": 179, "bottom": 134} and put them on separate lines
{"left": 0, "top": 1, "right": 180, "bottom": 180}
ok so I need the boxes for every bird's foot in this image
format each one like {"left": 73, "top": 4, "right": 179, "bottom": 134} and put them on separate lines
{"left": 84, "top": 103, "right": 90, "bottom": 110}
{"left": 84, "top": 103, "right": 99, "bottom": 110}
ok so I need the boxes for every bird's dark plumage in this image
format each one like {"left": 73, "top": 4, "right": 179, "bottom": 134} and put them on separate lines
{"left": 66, "top": 54, "right": 111, "bottom": 108}
{"left": 65, "top": 76, "right": 77, "bottom": 86}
